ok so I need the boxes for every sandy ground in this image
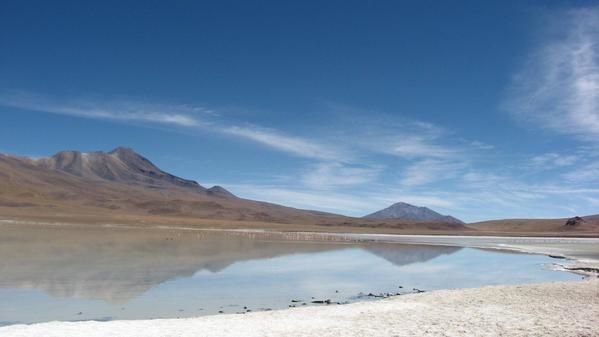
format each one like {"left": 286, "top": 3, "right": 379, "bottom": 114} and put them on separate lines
{"left": 2, "top": 279, "right": 598, "bottom": 337}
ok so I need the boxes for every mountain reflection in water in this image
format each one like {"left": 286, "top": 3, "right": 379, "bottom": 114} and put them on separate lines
{"left": 0, "top": 224, "right": 578, "bottom": 325}
{"left": 0, "top": 224, "right": 460, "bottom": 302}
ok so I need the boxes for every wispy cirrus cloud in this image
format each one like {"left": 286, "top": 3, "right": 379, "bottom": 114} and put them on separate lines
{"left": 562, "top": 160, "right": 599, "bottom": 183}
{"left": 400, "top": 159, "right": 466, "bottom": 187}
{"left": 389, "top": 137, "right": 459, "bottom": 159}
{"left": 530, "top": 152, "right": 579, "bottom": 168}
{"left": 506, "top": 7, "right": 599, "bottom": 141}
{"left": 300, "top": 162, "right": 383, "bottom": 189}
{"left": 321, "top": 105, "right": 485, "bottom": 161}
{"left": 0, "top": 91, "right": 347, "bottom": 162}
{"left": 348, "top": 116, "right": 485, "bottom": 160}
{"left": 358, "top": 120, "right": 460, "bottom": 159}
{"left": 215, "top": 183, "right": 374, "bottom": 214}
{"left": 222, "top": 126, "right": 346, "bottom": 161}
{"left": 0, "top": 91, "right": 206, "bottom": 127}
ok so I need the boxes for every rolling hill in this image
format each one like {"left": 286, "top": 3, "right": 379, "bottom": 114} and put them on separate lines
{"left": 468, "top": 215, "right": 599, "bottom": 234}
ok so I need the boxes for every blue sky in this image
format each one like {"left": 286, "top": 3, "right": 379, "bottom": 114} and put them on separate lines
{"left": 1, "top": 1, "right": 599, "bottom": 222}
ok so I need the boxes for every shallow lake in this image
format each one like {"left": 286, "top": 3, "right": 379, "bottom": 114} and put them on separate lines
{"left": 0, "top": 224, "right": 579, "bottom": 325}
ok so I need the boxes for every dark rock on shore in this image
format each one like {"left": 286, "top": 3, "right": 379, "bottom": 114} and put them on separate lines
{"left": 565, "top": 216, "right": 585, "bottom": 227}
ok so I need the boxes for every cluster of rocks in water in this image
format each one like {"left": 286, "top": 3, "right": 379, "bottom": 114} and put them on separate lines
{"left": 72, "top": 286, "right": 430, "bottom": 318}
{"left": 213, "top": 286, "right": 427, "bottom": 314}
{"left": 355, "top": 287, "right": 426, "bottom": 299}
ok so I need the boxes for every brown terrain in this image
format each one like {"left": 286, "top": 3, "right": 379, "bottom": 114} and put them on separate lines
{"left": 469, "top": 215, "right": 599, "bottom": 235}
{"left": 0, "top": 147, "right": 597, "bottom": 236}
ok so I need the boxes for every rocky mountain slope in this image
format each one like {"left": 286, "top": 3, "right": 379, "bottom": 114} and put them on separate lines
{"left": 35, "top": 147, "right": 209, "bottom": 191}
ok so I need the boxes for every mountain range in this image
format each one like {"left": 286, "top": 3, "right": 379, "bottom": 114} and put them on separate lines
{"left": 0, "top": 147, "right": 597, "bottom": 235}
{"left": 0, "top": 147, "right": 467, "bottom": 233}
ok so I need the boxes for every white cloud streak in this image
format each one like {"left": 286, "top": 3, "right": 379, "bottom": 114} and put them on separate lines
{"left": 301, "top": 162, "right": 383, "bottom": 189}
{"left": 530, "top": 152, "right": 578, "bottom": 168}
{"left": 222, "top": 126, "right": 345, "bottom": 161}
{"left": 507, "top": 7, "right": 599, "bottom": 140}
{"left": 562, "top": 160, "right": 599, "bottom": 183}
{"left": 389, "top": 137, "right": 459, "bottom": 159}
{"left": 354, "top": 120, "right": 465, "bottom": 160}
{"left": 400, "top": 159, "right": 466, "bottom": 187}
{"left": 218, "top": 183, "right": 374, "bottom": 214}
{"left": 0, "top": 91, "right": 346, "bottom": 161}
{"left": 0, "top": 91, "right": 204, "bottom": 127}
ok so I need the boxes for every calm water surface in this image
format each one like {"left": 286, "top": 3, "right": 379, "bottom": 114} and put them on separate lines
{"left": 0, "top": 224, "right": 579, "bottom": 325}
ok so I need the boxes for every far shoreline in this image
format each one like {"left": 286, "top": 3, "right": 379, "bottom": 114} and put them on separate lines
{"left": 2, "top": 218, "right": 599, "bottom": 274}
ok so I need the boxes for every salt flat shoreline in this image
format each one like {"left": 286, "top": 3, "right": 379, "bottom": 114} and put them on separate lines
{"left": 2, "top": 221, "right": 599, "bottom": 336}
{"left": 2, "top": 280, "right": 598, "bottom": 337}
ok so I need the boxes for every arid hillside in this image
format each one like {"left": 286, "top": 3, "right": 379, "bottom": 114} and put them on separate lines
{"left": 0, "top": 148, "right": 466, "bottom": 233}
{"left": 467, "top": 215, "right": 599, "bottom": 235}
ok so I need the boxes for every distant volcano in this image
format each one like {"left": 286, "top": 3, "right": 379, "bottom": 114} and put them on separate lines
{"left": 364, "top": 202, "right": 464, "bottom": 224}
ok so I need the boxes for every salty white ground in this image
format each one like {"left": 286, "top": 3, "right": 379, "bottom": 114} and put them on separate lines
{"left": 2, "top": 279, "right": 598, "bottom": 337}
